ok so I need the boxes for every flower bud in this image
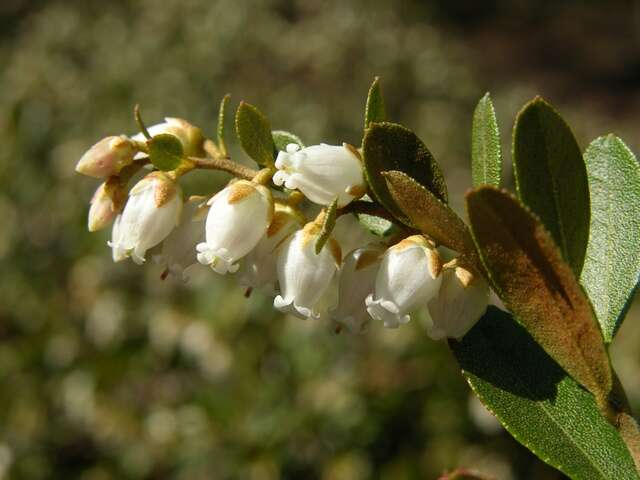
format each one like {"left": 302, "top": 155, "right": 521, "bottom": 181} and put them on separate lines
{"left": 274, "top": 222, "right": 342, "bottom": 319}
{"left": 109, "top": 172, "right": 182, "bottom": 264}
{"left": 196, "top": 180, "right": 274, "bottom": 274}
{"left": 237, "top": 201, "right": 305, "bottom": 293}
{"left": 366, "top": 235, "right": 442, "bottom": 328}
{"left": 330, "top": 244, "right": 385, "bottom": 333}
{"left": 154, "top": 196, "right": 208, "bottom": 280}
{"left": 426, "top": 266, "right": 489, "bottom": 340}
{"left": 75, "top": 135, "right": 136, "bottom": 178}
{"left": 87, "top": 179, "right": 127, "bottom": 232}
{"left": 132, "top": 117, "right": 204, "bottom": 157}
{"left": 273, "top": 143, "right": 366, "bottom": 207}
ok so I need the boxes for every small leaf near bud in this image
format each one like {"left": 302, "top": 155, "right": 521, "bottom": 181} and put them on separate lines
{"left": 272, "top": 130, "right": 304, "bottom": 154}
{"left": 235, "top": 101, "right": 276, "bottom": 168}
{"left": 147, "top": 133, "right": 184, "bottom": 171}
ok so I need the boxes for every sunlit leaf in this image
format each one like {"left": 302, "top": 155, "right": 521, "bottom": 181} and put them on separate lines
{"left": 471, "top": 92, "right": 501, "bottom": 187}
{"left": 581, "top": 135, "right": 640, "bottom": 343}
{"left": 235, "top": 101, "right": 275, "bottom": 167}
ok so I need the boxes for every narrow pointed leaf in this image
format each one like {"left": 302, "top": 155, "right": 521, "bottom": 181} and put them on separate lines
{"left": 513, "top": 97, "right": 590, "bottom": 274}
{"left": 471, "top": 92, "right": 502, "bottom": 187}
{"left": 364, "top": 76, "right": 386, "bottom": 129}
{"left": 450, "top": 307, "right": 639, "bottom": 480}
{"left": 235, "top": 101, "right": 275, "bottom": 167}
{"left": 315, "top": 197, "right": 338, "bottom": 254}
{"left": 217, "top": 94, "right": 230, "bottom": 157}
{"left": 383, "top": 171, "right": 476, "bottom": 261}
{"left": 581, "top": 135, "right": 640, "bottom": 343}
{"left": 466, "top": 187, "right": 611, "bottom": 403}
{"left": 362, "top": 122, "right": 447, "bottom": 222}
{"left": 272, "top": 130, "right": 304, "bottom": 153}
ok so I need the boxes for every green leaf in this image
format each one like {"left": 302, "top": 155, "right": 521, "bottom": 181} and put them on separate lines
{"left": 315, "top": 197, "right": 338, "bottom": 254}
{"left": 450, "top": 307, "right": 640, "bottom": 480}
{"left": 272, "top": 130, "right": 305, "bottom": 153}
{"left": 465, "top": 187, "right": 612, "bottom": 404}
{"left": 217, "top": 94, "right": 230, "bottom": 157}
{"left": 383, "top": 171, "right": 477, "bottom": 263}
{"left": 147, "top": 133, "right": 184, "bottom": 171}
{"left": 364, "top": 76, "right": 386, "bottom": 129}
{"left": 362, "top": 122, "right": 448, "bottom": 222}
{"left": 354, "top": 195, "right": 396, "bottom": 237}
{"left": 471, "top": 92, "right": 501, "bottom": 187}
{"left": 235, "top": 101, "right": 275, "bottom": 167}
{"left": 581, "top": 135, "right": 640, "bottom": 343}
{"left": 512, "top": 96, "right": 590, "bottom": 275}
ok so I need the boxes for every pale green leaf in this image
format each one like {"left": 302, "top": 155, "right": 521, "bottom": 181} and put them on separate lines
{"left": 471, "top": 92, "right": 501, "bottom": 187}
{"left": 581, "top": 135, "right": 640, "bottom": 343}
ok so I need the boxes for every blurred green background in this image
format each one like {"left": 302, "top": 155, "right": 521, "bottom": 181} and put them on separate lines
{"left": 1, "top": 0, "right": 640, "bottom": 478}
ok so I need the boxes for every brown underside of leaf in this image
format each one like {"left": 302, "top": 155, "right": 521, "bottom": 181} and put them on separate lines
{"left": 383, "top": 170, "right": 479, "bottom": 270}
{"left": 465, "top": 186, "right": 612, "bottom": 405}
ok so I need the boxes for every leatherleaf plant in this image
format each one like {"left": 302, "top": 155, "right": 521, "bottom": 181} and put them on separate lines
{"left": 76, "top": 78, "right": 640, "bottom": 479}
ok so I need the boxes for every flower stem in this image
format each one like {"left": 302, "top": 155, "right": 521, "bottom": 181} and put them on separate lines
{"left": 337, "top": 200, "right": 397, "bottom": 223}
{"left": 188, "top": 155, "right": 259, "bottom": 180}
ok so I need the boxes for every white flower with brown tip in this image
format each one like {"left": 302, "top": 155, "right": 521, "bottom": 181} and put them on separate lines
{"left": 237, "top": 201, "right": 305, "bottom": 293}
{"left": 426, "top": 266, "right": 489, "bottom": 340}
{"left": 365, "top": 235, "right": 442, "bottom": 328}
{"left": 274, "top": 222, "right": 342, "bottom": 319}
{"left": 330, "top": 244, "right": 385, "bottom": 333}
{"left": 196, "top": 180, "right": 274, "bottom": 275}
{"left": 273, "top": 143, "right": 366, "bottom": 207}
{"left": 75, "top": 135, "right": 136, "bottom": 178}
{"left": 109, "top": 172, "right": 182, "bottom": 264}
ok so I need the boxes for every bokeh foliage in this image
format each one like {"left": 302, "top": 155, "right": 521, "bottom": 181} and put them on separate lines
{"left": 0, "top": 0, "right": 639, "bottom": 478}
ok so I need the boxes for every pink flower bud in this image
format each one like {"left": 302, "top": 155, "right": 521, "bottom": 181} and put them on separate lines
{"left": 76, "top": 135, "right": 136, "bottom": 178}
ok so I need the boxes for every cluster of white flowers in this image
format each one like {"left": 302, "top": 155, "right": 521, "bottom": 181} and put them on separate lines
{"left": 77, "top": 119, "right": 489, "bottom": 339}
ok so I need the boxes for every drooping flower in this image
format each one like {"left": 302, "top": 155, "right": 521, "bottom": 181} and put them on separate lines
{"left": 365, "top": 235, "right": 442, "bottom": 328}
{"left": 154, "top": 196, "right": 208, "bottom": 280}
{"left": 75, "top": 135, "right": 136, "bottom": 178}
{"left": 131, "top": 117, "right": 204, "bottom": 157}
{"left": 87, "top": 180, "right": 127, "bottom": 232}
{"left": 273, "top": 222, "right": 342, "bottom": 319}
{"left": 196, "top": 180, "right": 274, "bottom": 274}
{"left": 237, "top": 200, "right": 305, "bottom": 293}
{"left": 329, "top": 244, "right": 385, "bottom": 333}
{"left": 426, "top": 266, "right": 489, "bottom": 340}
{"left": 109, "top": 172, "right": 182, "bottom": 264}
{"left": 273, "top": 143, "right": 366, "bottom": 207}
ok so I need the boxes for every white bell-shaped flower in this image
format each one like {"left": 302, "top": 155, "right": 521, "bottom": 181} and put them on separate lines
{"left": 154, "top": 196, "right": 208, "bottom": 280}
{"left": 366, "top": 235, "right": 442, "bottom": 328}
{"left": 274, "top": 222, "right": 342, "bottom": 319}
{"left": 109, "top": 172, "right": 182, "bottom": 264}
{"left": 273, "top": 143, "right": 365, "bottom": 207}
{"left": 131, "top": 117, "right": 204, "bottom": 158}
{"left": 76, "top": 135, "right": 136, "bottom": 178}
{"left": 426, "top": 266, "right": 489, "bottom": 340}
{"left": 237, "top": 201, "right": 305, "bottom": 293}
{"left": 329, "top": 244, "right": 385, "bottom": 333}
{"left": 196, "top": 180, "right": 274, "bottom": 275}
{"left": 88, "top": 180, "right": 126, "bottom": 232}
